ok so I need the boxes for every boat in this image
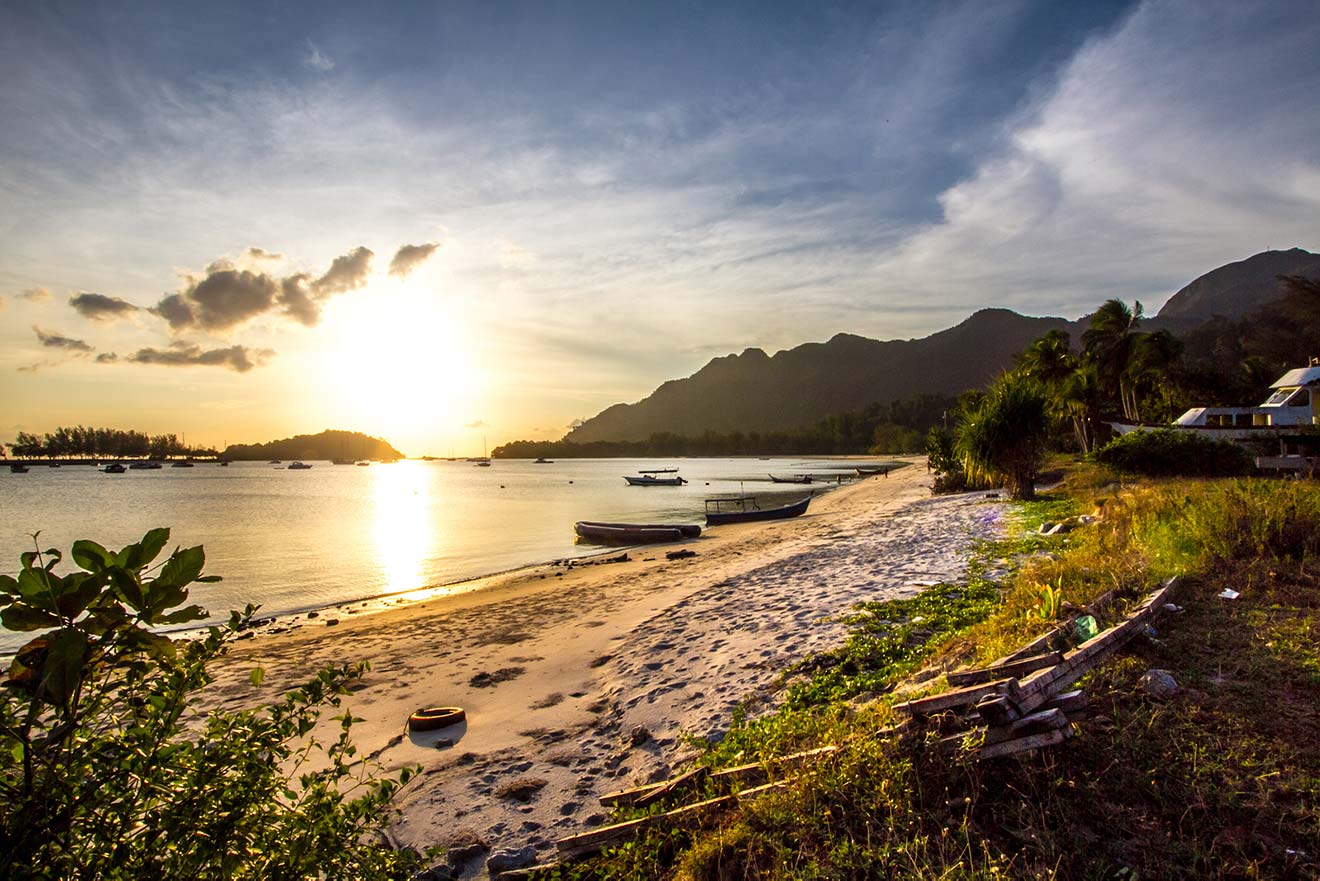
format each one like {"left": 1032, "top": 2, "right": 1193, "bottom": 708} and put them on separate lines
{"left": 534, "top": 457, "right": 554, "bottom": 464}
{"left": 129, "top": 461, "right": 162, "bottom": 470}
{"left": 287, "top": 461, "right": 313, "bottom": 470}
{"left": 475, "top": 459, "right": 491, "bottom": 467}
{"left": 102, "top": 463, "right": 126, "bottom": 474}
{"left": 9, "top": 463, "right": 29, "bottom": 473}
{"left": 171, "top": 461, "right": 194, "bottom": 468}
{"left": 768, "top": 473, "right": 813, "bottom": 484}
{"left": 855, "top": 467, "right": 886, "bottom": 476}
{"left": 705, "top": 494, "right": 811, "bottom": 525}
{"left": 218, "top": 461, "right": 229, "bottom": 467}
{"left": 355, "top": 460, "right": 370, "bottom": 466}
{"left": 574, "top": 521, "right": 702, "bottom": 545}
{"left": 623, "top": 468, "right": 686, "bottom": 486}
{"left": 47, "top": 463, "right": 60, "bottom": 468}
{"left": 269, "top": 459, "right": 282, "bottom": 464}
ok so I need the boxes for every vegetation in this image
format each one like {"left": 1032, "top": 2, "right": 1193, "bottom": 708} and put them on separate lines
{"left": 1093, "top": 428, "right": 1253, "bottom": 477}
{"left": 953, "top": 375, "right": 1049, "bottom": 500}
{"left": 0, "top": 531, "right": 424, "bottom": 879}
{"left": 562, "top": 473, "right": 1320, "bottom": 880}
{"left": 6, "top": 426, "right": 212, "bottom": 460}
{"left": 222, "top": 429, "right": 402, "bottom": 462}
{"left": 495, "top": 394, "right": 956, "bottom": 458}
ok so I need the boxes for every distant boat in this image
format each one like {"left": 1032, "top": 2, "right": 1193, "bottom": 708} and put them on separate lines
{"left": 574, "top": 521, "right": 701, "bottom": 545}
{"left": 475, "top": 459, "right": 492, "bottom": 467}
{"left": 855, "top": 467, "right": 887, "bottom": 476}
{"left": 129, "top": 461, "right": 162, "bottom": 470}
{"left": 624, "top": 468, "right": 686, "bottom": 486}
{"left": 47, "top": 463, "right": 60, "bottom": 468}
{"left": 102, "top": 463, "right": 126, "bottom": 474}
{"left": 705, "top": 494, "right": 811, "bottom": 525}
{"left": 355, "top": 460, "right": 370, "bottom": 466}
{"left": 9, "top": 463, "right": 29, "bottom": 473}
{"left": 171, "top": 461, "right": 194, "bottom": 468}
{"left": 768, "top": 473, "right": 813, "bottom": 484}
{"left": 287, "top": 461, "right": 313, "bottom": 470}
{"left": 534, "top": 457, "right": 554, "bottom": 464}
{"left": 269, "top": 459, "right": 282, "bottom": 464}
{"left": 218, "top": 461, "right": 229, "bottom": 467}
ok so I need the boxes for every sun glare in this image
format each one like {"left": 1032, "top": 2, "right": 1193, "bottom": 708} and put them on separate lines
{"left": 315, "top": 280, "right": 481, "bottom": 451}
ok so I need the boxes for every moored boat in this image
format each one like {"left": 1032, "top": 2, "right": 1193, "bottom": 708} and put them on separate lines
{"left": 129, "top": 461, "right": 163, "bottom": 470}
{"left": 287, "top": 461, "right": 313, "bottom": 470}
{"left": 768, "top": 473, "right": 813, "bottom": 484}
{"left": 102, "top": 463, "right": 126, "bottom": 474}
{"left": 171, "top": 460, "right": 194, "bottom": 468}
{"left": 705, "top": 494, "right": 811, "bottom": 525}
{"left": 574, "top": 521, "right": 702, "bottom": 545}
{"left": 623, "top": 468, "right": 686, "bottom": 486}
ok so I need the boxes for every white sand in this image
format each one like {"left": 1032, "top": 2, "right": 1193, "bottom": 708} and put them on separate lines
{"left": 208, "top": 459, "right": 1005, "bottom": 875}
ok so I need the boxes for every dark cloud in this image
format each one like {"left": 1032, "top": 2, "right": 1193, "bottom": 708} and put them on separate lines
{"left": 19, "top": 287, "right": 52, "bottom": 303}
{"left": 33, "top": 325, "right": 93, "bottom": 352}
{"left": 389, "top": 242, "right": 440, "bottom": 278}
{"left": 69, "top": 291, "right": 140, "bottom": 321}
{"left": 152, "top": 246, "right": 372, "bottom": 331}
{"left": 247, "top": 247, "right": 283, "bottom": 261}
{"left": 313, "top": 246, "right": 373, "bottom": 295}
{"left": 95, "top": 352, "right": 119, "bottom": 363}
{"left": 126, "top": 342, "right": 272, "bottom": 373}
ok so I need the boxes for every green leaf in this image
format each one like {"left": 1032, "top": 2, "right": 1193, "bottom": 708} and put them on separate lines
{"left": 157, "top": 604, "right": 207, "bottom": 625}
{"left": 40, "top": 627, "right": 89, "bottom": 707}
{"left": 16, "top": 568, "right": 58, "bottom": 609}
{"left": 1, "top": 603, "right": 61, "bottom": 631}
{"left": 157, "top": 545, "right": 205, "bottom": 588}
{"left": 110, "top": 568, "right": 147, "bottom": 612}
{"left": 72, "top": 539, "right": 113, "bottom": 572}
{"left": 54, "top": 573, "right": 103, "bottom": 619}
{"left": 0, "top": 574, "right": 18, "bottom": 596}
{"left": 122, "top": 528, "right": 171, "bottom": 570}
{"left": 249, "top": 666, "right": 265, "bottom": 687}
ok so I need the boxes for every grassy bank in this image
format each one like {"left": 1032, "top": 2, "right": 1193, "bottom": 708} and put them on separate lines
{"left": 551, "top": 472, "right": 1320, "bottom": 880}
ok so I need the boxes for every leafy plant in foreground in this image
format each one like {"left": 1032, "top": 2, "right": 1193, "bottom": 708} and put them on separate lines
{"left": 0, "top": 530, "right": 424, "bottom": 880}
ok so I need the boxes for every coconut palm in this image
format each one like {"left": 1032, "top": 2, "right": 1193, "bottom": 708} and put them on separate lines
{"left": 1059, "top": 363, "right": 1102, "bottom": 453}
{"left": 1082, "top": 298, "right": 1144, "bottom": 420}
{"left": 955, "top": 373, "right": 1050, "bottom": 500}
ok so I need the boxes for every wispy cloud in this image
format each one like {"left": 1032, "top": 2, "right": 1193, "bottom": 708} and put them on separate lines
{"left": 69, "top": 291, "right": 140, "bottom": 321}
{"left": 33, "top": 325, "right": 93, "bottom": 352}
{"left": 303, "top": 40, "right": 335, "bottom": 73}
{"left": 19, "top": 287, "right": 51, "bottom": 303}
{"left": 389, "top": 242, "right": 440, "bottom": 278}
{"left": 120, "top": 342, "right": 272, "bottom": 373}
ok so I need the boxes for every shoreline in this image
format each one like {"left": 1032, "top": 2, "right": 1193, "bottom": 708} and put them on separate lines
{"left": 206, "top": 458, "right": 1004, "bottom": 876}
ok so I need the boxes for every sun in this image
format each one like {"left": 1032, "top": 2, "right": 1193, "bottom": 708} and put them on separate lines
{"left": 313, "top": 280, "right": 481, "bottom": 451}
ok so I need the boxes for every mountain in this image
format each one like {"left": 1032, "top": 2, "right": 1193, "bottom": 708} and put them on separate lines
{"left": 222, "top": 429, "right": 403, "bottom": 461}
{"left": 565, "top": 309, "right": 1070, "bottom": 442}
{"left": 1156, "top": 248, "right": 1320, "bottom": 321}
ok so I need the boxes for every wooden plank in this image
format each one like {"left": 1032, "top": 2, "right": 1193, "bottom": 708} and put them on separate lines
{"left": 937, "top": 708, "right": 1069, "bottom": 754}
{"left": 495, "top": 863, "right": 564, "bottom": 880}
{"left": 946, "top": 651, "right": 1064, "bottom": 687}
{"left": 557, "top": 794, "right": 735, "bottom": 859}
{"left": 894, "top": 678, "right": 1020, "bottom": 717}
{"left": 1042, "top": 689, "right": 1088, "bottom": 715}
{"left": 976, "top": 726, "right": 1070, "bottom": 760}
{"left": 1086, "top": 589, "right": 1117, "bottom": 619}
{"left": 974, "top": 694, "right": 1023, "bottom": 727}
{"left": 631, "top": 765, "right": 709, "bottom": 810}
{"left": 709, "top": 745, "right": 837, "bottom": 786}
{"left": 997, "top": 624, "right": 1068, "bottom": 664}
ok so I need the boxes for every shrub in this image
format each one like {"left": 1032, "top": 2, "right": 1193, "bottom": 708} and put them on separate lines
{"left": 0, "top": 530, "right": 425, "bottom": 880}
{"left": 1092, "top": 428, "right": 1252, "bottom": 477}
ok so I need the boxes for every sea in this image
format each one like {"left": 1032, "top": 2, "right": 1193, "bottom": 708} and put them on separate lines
{"left": 0, "top": 457, "right": 893, "bottom": 652}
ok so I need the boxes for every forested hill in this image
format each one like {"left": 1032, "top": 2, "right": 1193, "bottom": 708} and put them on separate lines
{"left": 1156, "top": 248, "right": 1320, "bottom": 321}
{"left": 565, "top": 309, "right": 1069, "bottom": 443}
{"left": 222, "top": 430, "right": 402, "bottom": 461}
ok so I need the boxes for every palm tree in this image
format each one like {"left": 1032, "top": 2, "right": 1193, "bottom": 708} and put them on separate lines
{"left": 1058, "top": 363, "right": 1102, "bottom": 453}
{"left": 955, "top": 374, "right": 1050, "bottom": 500}
{"left": 1082, "top": 299, "right": 1144, "bottom": 420}
{"left": 1124, "top": 329, "right": 1183, "bottom": 422}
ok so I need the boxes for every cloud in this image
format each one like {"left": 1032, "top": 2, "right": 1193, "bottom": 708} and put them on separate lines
{"left": 69, "top": 291, "right": 141, "bottom": 321}
{"left": 303, "top": 40, "right": 335, "bottom": 72}
{"left": 151, "top": 245, "right": 372, "bottom": 331}
{"left": 123, "top": 342, "right": 273, "bottom": 372}
{"left": 464, "top": 419, "right": 486, "bottom": 428}
{"left": 18, "top": 287, "right": 52, "bottom": 303}
{"left": 389, "top": 242, "right": 440, "bottom": 278}
{"left": 33, "top": 325, "right": 93, "bottom": 352}
{"left": 246, "top": 247, "right": 283, "bottom": 261}
{"left": 312, "top": 246, "right": 373, "bottom": 295}
{"left": 95, "top": 352, "right": 118, "bottom": 363}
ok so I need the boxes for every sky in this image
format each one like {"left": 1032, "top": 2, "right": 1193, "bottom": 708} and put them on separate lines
{"left": 2, "top": 0, "right": 1318, "bottom": 455}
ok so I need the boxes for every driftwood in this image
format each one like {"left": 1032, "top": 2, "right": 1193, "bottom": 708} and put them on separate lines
{"left": 946, "top": 651, "right": 1063, "bottom": 687}
{"left": 893, "top": 677, "right": 1020, "bottom": 717}
{"left": 598, "top": 745, "right": 836, "bottom": 809}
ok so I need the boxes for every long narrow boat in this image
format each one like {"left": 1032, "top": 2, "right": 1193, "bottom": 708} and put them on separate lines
{"left": 768, "top": 473, "right": 813, "bottom": 484}
{"left": 705, "top": 494, "right": 811, "bottom": 525}
{"left": 574, "top": 521, "right": 702, "bottom": 545}
{"left": 855, "top": 466, "right": 887, "bottom": 476}
{"left": 623, "top": 474, "right": 686, "bottom": 486}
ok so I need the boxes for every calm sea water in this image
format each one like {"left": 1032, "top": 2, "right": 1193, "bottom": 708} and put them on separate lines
{"left": 0, "top": 457, "right": 884, "bottom": 651}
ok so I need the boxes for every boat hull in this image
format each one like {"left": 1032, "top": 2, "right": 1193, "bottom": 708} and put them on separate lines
{"left": 623, "top": 475, "right": 686, "bottom": 486}
{"left": 705, "top": 496, "right": 811, "bottom": 526}
{"left": 574, "top": 521, "right": 701, "bottom": 545}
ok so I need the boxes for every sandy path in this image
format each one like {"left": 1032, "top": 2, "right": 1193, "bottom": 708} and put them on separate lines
{"left": 207, "top": 460, "right": 1005, "bottom": 875}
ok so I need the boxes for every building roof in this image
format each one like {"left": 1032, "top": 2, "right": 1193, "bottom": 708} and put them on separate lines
{"left": 1273, "top": 366, "right": 1320, "bottom": 388}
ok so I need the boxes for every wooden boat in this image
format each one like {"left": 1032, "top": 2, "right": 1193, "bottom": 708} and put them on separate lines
{"left": 575, "top": 521, "right": 701, "bottom": 545}
{"left": 705, "top": 494, "right": 811, "bottom": 525}
{"left": 768, "top": 473, "right": 813, "bottom": 484}
{"left": 287, "top": 461, "right": 313, "bottom": 470}
{"left": 623, "top": 474, "right": 686, "bottom": 486}
{"left": 408, "top": 706, "right": 466, "bottom": 732}
{"left": 855, "top": 466, "right": 887, "bottom": 476}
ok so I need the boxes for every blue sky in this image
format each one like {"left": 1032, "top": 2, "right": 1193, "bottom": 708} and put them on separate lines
{"left": 1, "top": 0, "right": 1318, "bottom": 452}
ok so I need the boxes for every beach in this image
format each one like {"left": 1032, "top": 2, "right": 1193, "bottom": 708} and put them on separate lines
{"left": 207, "top": 458, "right": 1005, "bottom": 874}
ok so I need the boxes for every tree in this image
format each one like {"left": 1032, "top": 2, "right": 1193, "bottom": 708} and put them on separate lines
{"left": 1082, "top": 298, "right": 1144, "bottom": 420}
{"left": 955, "top": 374, "right": 1050, "bottom": 500}
{"left": 0, "top": 531, "right": 426, "bottom": 879}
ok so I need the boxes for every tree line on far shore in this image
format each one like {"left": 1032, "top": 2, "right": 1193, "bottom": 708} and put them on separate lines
{"left": 4, "top": 426, "right": 214, "bottom": 460}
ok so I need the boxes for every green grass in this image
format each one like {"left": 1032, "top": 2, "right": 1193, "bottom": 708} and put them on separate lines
{"left": 548, "top": 473, "right": 1320, "bottom": 880}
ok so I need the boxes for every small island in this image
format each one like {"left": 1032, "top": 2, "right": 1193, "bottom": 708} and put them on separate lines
{"left": 222, "top": 429, "right": 402, "bottom": 462}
